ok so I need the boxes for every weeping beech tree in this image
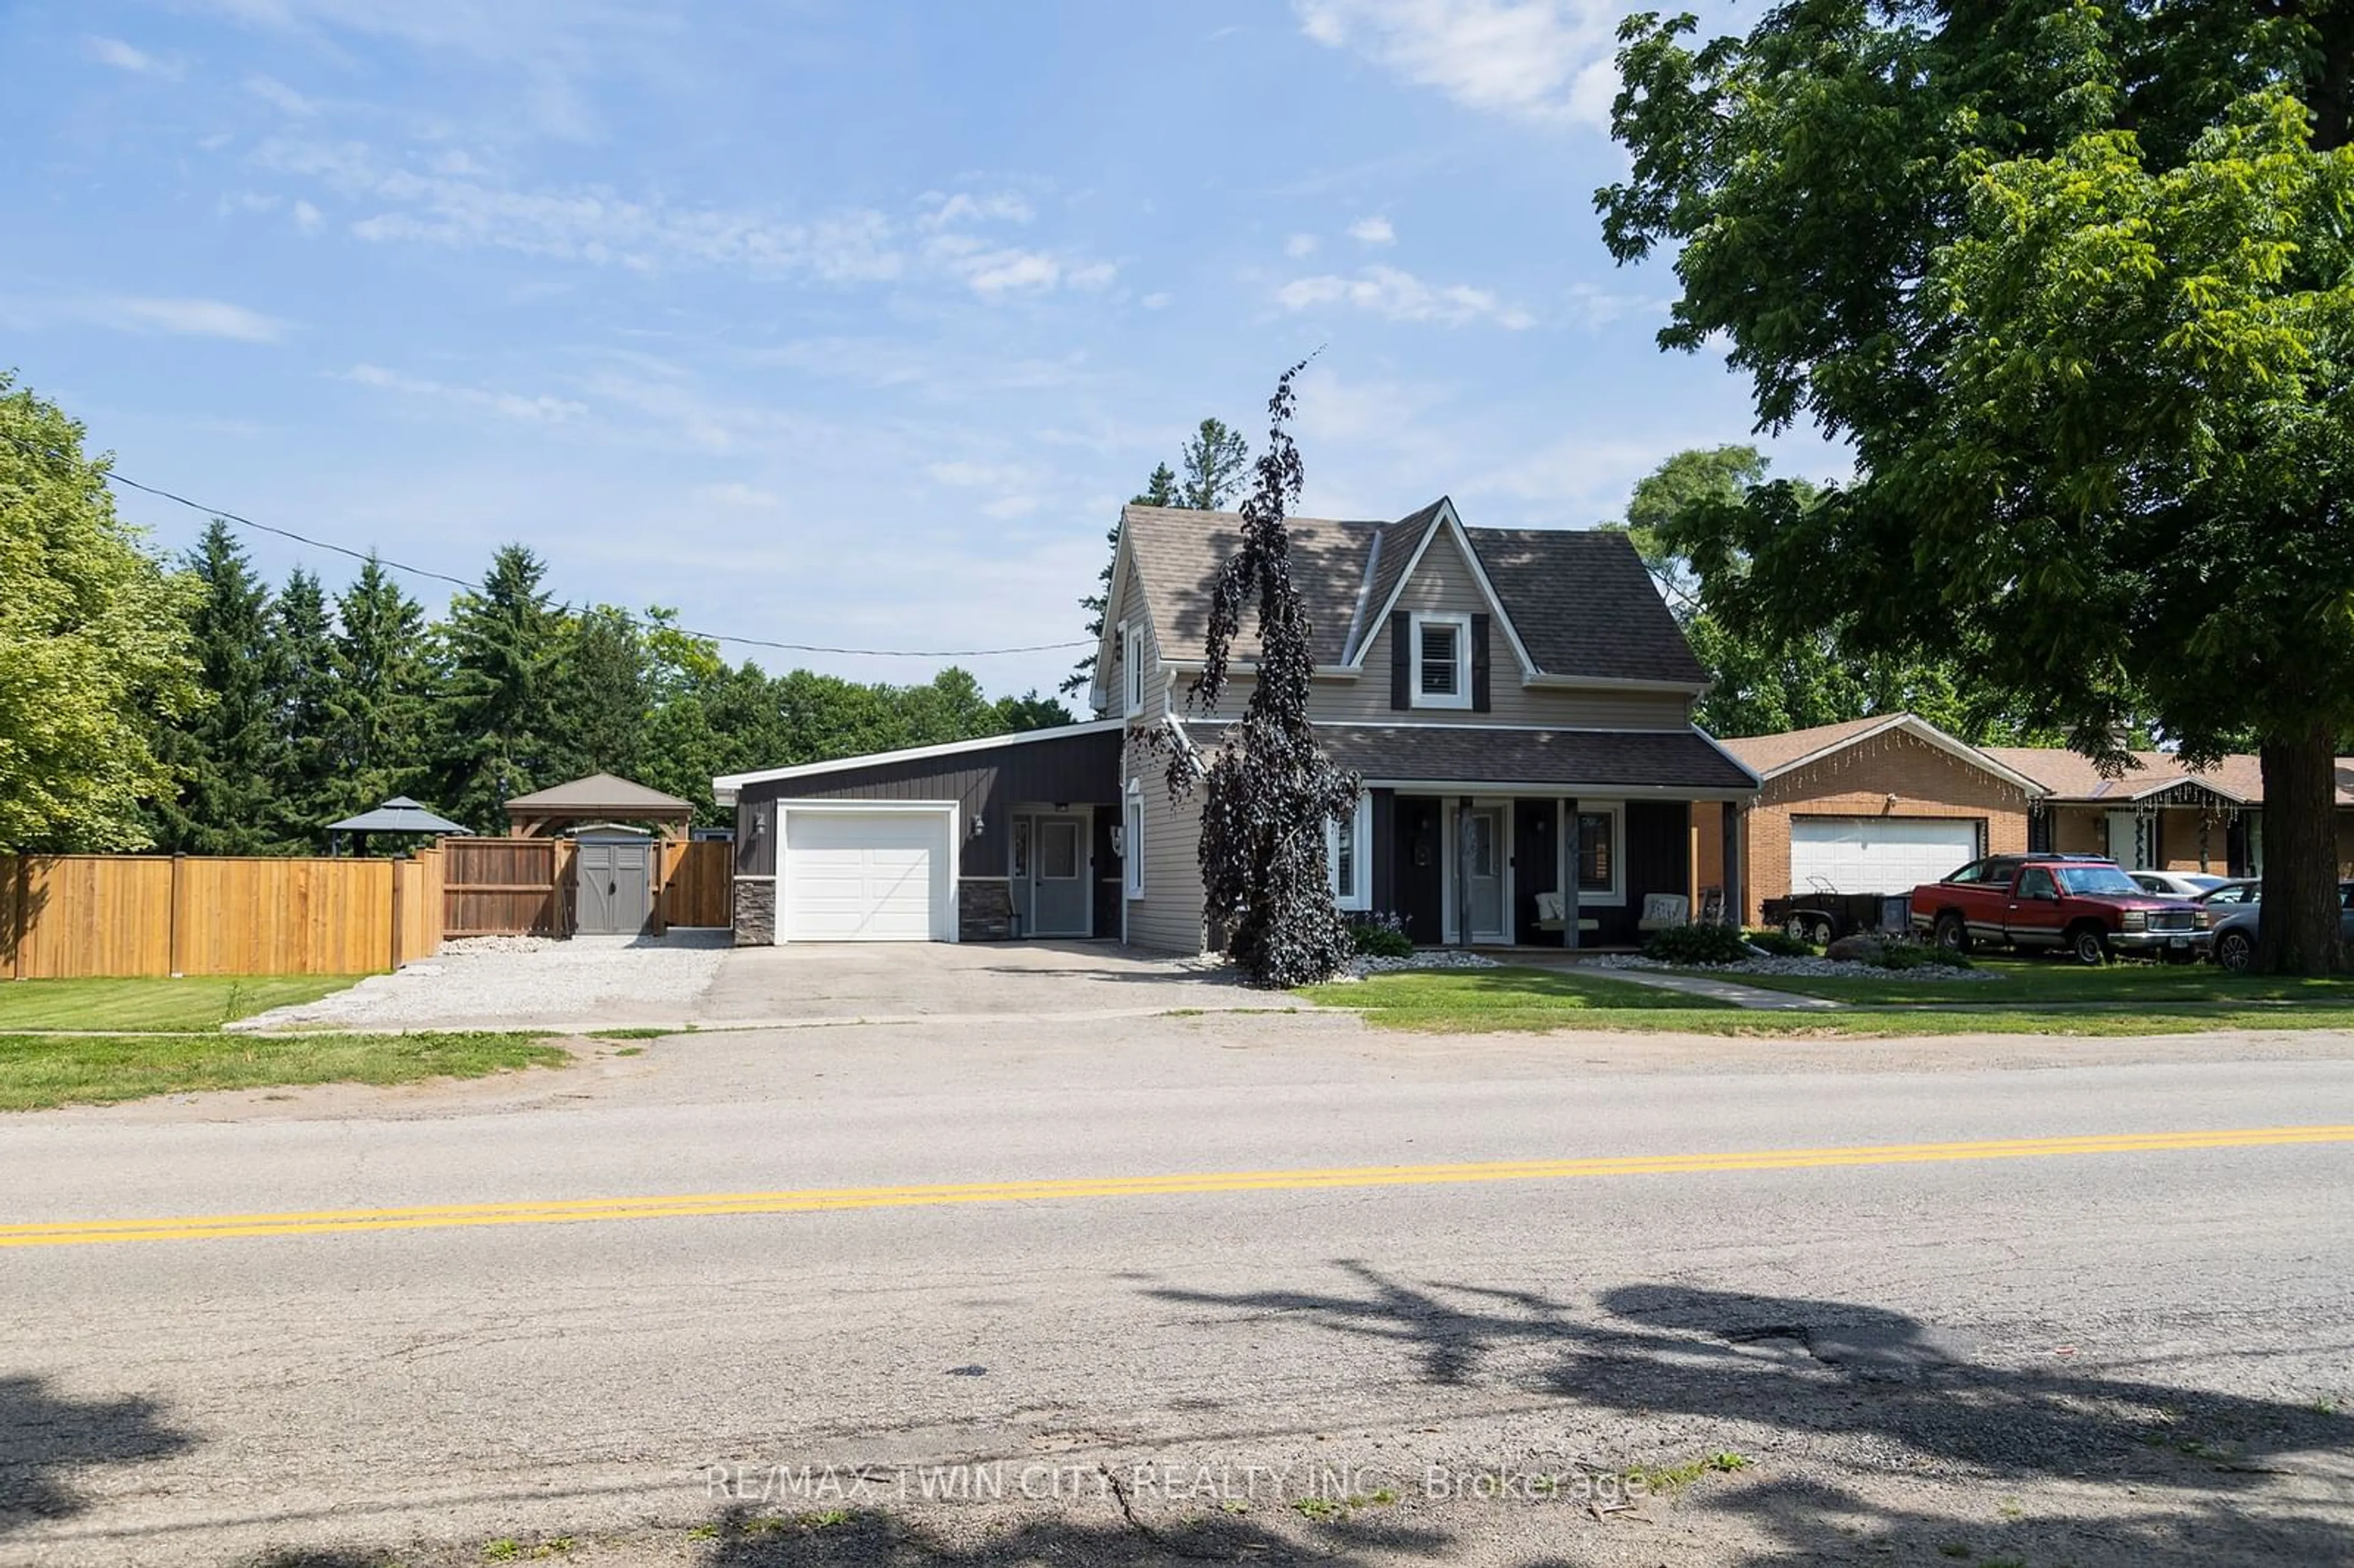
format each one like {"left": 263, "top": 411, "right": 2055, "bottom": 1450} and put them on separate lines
{"left": 1159, "top": 363, "right": 1359, "bottom": 988}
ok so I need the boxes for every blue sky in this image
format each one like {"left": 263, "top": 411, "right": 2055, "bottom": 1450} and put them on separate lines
{"left": 3, "top": 0, "right": 1820, "bottom": 701}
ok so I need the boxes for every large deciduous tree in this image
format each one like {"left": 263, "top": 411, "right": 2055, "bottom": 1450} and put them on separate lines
{"left": 0, "top": 376, "right": 198, "bottom": 851}
{"left": 1163, "top": 366, "right": 1357, "bottom": 988}
{"left": 1601, "top": 2, "right": 2354, "bottom": 973}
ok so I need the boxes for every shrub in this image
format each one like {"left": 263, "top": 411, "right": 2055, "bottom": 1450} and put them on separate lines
{"left": 1348, "top": 913, "right": 1414, "bottom": 959}
{"left": 1743, "top": 927, "right": 1816, "bottom": 957}
{"left": 1643, "top": 923, "right": 1754, "bottom": 966}
{"left": 1873, "top": 940, "right": 1971, "bottom": 971}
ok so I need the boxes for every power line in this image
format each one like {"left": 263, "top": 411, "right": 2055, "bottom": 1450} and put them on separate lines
{"left": 3, "top": 431, "right": 1095, "bottom": 660}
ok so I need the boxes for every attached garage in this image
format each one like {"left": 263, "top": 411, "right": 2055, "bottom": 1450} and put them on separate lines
{"left": 1790, "top": 815, "right": 1980, "bottom": 896}
{"left": 780, "top": 804, "right": 956, "bottom": 943}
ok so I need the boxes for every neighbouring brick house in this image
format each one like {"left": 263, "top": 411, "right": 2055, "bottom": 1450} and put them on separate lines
{"left": 1700, "top": 715, "right": 2354, "bottom": 924}
{"left": 1694, "top": 715, "right": 2041, "bottom": 926}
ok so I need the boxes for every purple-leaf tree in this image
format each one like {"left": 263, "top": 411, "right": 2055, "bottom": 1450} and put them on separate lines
{"left": 1165, "top": 361, "right": 1359, "bottom": 988}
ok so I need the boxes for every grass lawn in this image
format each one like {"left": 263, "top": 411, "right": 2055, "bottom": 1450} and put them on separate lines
{"left": 1666, "top": 956, "right": 2354, "bottom": 1008}
{"left": 0, "top": 975, "right": 363, "bottom": 1032}
{"left": 1303, "top": 966, "right": 2354, "bottom": 1037}
{"left": 0, "top": 1032, "right": 568, "bottom": 1111}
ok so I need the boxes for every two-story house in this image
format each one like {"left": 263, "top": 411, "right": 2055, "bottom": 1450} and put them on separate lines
{"left": 713, "top": 498, "right": 1759, "bottom": 951}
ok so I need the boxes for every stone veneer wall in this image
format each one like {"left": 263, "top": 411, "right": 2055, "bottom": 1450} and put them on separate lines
{"left": 959, "top": 879, "right": 1014, "bottom": 942}
{"left": 732, "top": 877, "right": 775, "bottom": 946}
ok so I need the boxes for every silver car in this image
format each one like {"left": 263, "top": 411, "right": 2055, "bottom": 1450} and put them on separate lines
{"left": 2132, "top": 870, "right": 2229, "bottom": 899}
{"left": 2204, "top": 879, "right": 2354, "bottom": 972}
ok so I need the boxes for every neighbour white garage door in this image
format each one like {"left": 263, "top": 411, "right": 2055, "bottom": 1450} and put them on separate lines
{"left": 1789, "top": 816, "right": 1979, "bottom": 897}
{"left": 782, "top": 809, "right": 953, "bottom": 941}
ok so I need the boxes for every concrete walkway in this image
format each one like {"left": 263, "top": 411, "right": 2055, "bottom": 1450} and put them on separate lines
{"left": 1522, "top": 960, "right": 1845, "bottom": 1011}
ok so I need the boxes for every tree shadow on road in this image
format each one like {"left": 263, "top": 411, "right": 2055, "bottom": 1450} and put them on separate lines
{"left": 0, "top": 1371, "right": 196, "bottom": 1536}
{"left": 693, "top": 1498, "right": 1457, "bottom": 1566}
{"left": 1146, "top": 1263, "right": 2354, "bottom": 1565}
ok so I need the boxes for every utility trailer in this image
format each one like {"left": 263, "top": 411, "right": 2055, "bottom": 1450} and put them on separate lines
{"left": 1760, "top": 879, "right": 1913, "bottom": 946}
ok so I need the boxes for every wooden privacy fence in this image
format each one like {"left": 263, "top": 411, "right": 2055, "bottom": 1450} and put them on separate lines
{"left": 442, "top": 837, "right": 572, "bottom": 937}
{"left": 2, "top": 849, "right": 446, "bottom": 980}
{"left": 440, "top": 836, "right": 733, "bottom": 935}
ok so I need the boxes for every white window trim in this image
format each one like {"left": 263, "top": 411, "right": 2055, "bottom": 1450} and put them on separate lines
{"left": 1570, "top": 800, "right": 1626, "bottom": 907}
{"left": 1121, "top": 620, "right": 1147, "bottom": 718}
{"left": 1325, "top": 793, "right": 1374, "bottom": 911}
{"left": 1123, "top": 780, "right": 1146, "bottom": 898}
{"left": 1409, "top": 611, "right": 1474, "bottom": 710}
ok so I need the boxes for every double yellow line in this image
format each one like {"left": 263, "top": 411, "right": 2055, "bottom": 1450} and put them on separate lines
{"left": 4, "top": 1125, "right": 2348, "bottom": 1250}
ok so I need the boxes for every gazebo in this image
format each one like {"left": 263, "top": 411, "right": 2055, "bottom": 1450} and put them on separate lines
{"left": 326, "top": 795, "right": 471, "bottom": 854}
{"left": 502, "top": 773, "right": 695, "bottom": 839}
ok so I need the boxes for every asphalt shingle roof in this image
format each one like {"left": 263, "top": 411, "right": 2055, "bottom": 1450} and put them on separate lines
{"left": 1185, "top": 722, "right": 1756, "bottom": 792}
{"left": 1121, "top": 500, "right": 1704, "bottom": 686}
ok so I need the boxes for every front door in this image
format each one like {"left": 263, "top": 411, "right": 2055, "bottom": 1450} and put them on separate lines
{"left": 1023, "top": 814, "right": 1090, "bottom": 937}
{"left": 2106, "top": 810, "right": 2155, "bottom": 870}
{"left": 1463, "top": 805, "right": 1506, "bottom": 942}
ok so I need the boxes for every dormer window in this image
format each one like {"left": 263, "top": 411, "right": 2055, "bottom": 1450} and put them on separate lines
{"left": 1409, "top": 612, "right": 1472, "bottom": 709}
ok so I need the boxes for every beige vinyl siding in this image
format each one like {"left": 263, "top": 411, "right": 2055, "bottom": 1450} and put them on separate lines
{"left": 1103, "top": 546, "right": 1179, "bottom": 718}
{"left": 1121, "top": 733, "right": 1208, "bottom": 953}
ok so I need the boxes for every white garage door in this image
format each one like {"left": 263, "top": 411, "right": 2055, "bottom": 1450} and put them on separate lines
{"left": 783, "top": 808, "right": 953, "bottom": 941}
{"left": 1789, "top": 816, "right": 1979, "bottom": 896}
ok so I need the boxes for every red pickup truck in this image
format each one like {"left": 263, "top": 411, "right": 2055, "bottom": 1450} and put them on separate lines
{"left": 1908, "top": 854, "right": 2208, "bottom": 965}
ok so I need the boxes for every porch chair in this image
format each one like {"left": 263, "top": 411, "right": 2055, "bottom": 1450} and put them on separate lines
{"left": 1637, "top": 892, "right": 1691, "bottom": 933}
{"left": 1533, "top": 891, "right": 1601, "bottom": 938}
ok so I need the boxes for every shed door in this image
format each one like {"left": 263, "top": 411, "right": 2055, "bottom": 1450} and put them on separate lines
{"left": 1789, "top": 817, "right": 1980, "bottom": 896}
{"left": 575, "top": 841, "right": 650, "bottom": 935}
{"left": 783, "top": 809, "right": 952, "bottom": 942}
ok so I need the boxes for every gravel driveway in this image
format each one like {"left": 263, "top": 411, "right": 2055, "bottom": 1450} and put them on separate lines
{"left": 234, "top": 934, "right": 729, "bottom": 1032}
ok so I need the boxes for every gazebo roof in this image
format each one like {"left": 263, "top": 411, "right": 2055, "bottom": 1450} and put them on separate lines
{"left": 503, "top": 773, "right": 692, "bottom": 815}
{"left": 326, "top": 796, "right": 472, "bottom": 835}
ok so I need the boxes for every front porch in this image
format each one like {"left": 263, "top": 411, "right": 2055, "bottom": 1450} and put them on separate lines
{"left": 1362, "top": 790, "right": 1747, "bottom": 948}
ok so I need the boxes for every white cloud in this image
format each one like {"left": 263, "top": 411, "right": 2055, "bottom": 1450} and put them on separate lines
{"left": 340, "top": 362, "right": 587, "bottom": 422}
{"left": 1293, "top": 0, "right": 1620, "bottom": 127}
{"left": 245, "top": 74, "right": 321, "bottom": 115}
{"left": 1347, "top": 215, "right": 1395, "bottom": 245}
{"left": 0, "top": 294, "right": 291, "bottom": 341}
{"left": 292, "top": 199, "right": 324, "bottom": 233}
{"left": 85, "top": 36, "right": 183, "bottom": 77}
{"left": 1284, "top": 233, "right": 1319, "bottom": 257}
{"left": 1276, "top": 265, "right": 1533, "bottom": 329}
{"left": 919, "top": 191, "right": 1035, "bottom": 229}
{"left": 691, "top": 481, "right": 779, "bottom": 508}
{"left": 1140, "top": 291, "right": 1172, "bottom": 310}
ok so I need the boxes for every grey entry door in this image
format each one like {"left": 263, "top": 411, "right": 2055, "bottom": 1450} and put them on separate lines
{"left": 576, "top": 840, "right": 650, "bottom": 934}
{"left": 1028, "top": 815, "right": 1089, "bottom": 937}
{"left": 1466, "top": 807, "right": 1506, "bottom": 942}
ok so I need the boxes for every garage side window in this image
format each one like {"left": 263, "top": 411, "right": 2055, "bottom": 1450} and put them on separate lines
{"left": 1123, "top": 782, "right": 1145, "bottom": 898}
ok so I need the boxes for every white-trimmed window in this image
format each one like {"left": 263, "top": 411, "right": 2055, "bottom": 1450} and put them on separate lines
{"left": 1409, "top": 611, "right": 1472, "bottom": 709}
{"left": 1326, "top": 793, "right": 1374, "bottom": 911}
{"left": 1123, "top": 780, "right": 1146, "bottom": 897}
{"left": 1574, "top": 804, "right": 1623, "bottom": 905}
{"left": 1121, "top": 620, "right": 1147, "bottom": 717}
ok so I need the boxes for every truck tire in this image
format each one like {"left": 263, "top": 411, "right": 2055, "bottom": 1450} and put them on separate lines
{"left": 1932, "top": 911, "right": 1970, "bottom": 954}
{"left": 2214, "top": 929, "right": 2253, "bottom": 973}
{"left": 2069, "top": 923, "right": 2110, "bottom": 966}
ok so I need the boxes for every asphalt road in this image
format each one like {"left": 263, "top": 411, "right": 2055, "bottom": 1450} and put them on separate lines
{"left": 3, "top": 1014, "right": 2351, "bottom": 1567}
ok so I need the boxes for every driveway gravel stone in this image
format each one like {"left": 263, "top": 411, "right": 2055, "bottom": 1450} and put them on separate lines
{"left": 234, "top": 933, "right": 730, "bottom": 1032}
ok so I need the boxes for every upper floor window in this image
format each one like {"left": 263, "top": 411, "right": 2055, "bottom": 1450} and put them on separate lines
{"left": 1409, "top": 612, "right": 1472, "bottom": 709}
{"left": 1121, "top": 620, "right": 1146, "bottom": 717}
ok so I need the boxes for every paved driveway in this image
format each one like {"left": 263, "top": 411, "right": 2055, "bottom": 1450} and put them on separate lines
{"left": 695, "top": 939, "right": 1265, "bottom": 1025}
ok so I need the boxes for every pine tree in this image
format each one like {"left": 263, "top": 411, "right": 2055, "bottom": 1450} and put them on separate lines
{"left": 437, "top": 544, "right": 565, "bottom": 829}
{"left": 152, "top": 520, "right": 283, "bottom": 853}
{"left": 264, "top": 568, "right": 339, "bottom": 848}
{"left": 1061, "top": 432, "right": 1247, "bottom": 697}
{"left": 325, "top": 556, "right": 435, "bottom": 821}
{"left": 547, "top": 605, "right": 649, "bottom": 782}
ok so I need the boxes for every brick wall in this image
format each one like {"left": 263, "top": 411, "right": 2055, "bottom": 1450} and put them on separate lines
{"left": 1719, "top": 729, "right": 2030, "bottom": 924}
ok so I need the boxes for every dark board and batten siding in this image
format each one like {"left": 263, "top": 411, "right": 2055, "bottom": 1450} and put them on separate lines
{"left": 733, "top": 728, "right": 1124, "bottom": 884}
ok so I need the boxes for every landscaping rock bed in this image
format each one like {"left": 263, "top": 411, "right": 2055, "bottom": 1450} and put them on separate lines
{"left": 1349, "top": 950, "right": 1504, "bottom": 977}
{"left": 1585, "top": 953, "right": 2004, "bottom": 983}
